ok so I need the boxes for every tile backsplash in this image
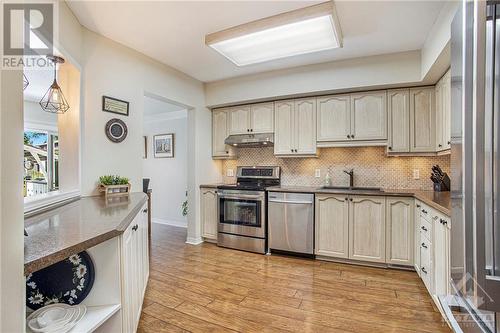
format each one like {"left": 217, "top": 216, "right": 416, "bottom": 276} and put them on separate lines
{"left": 221, "top": 147, "right": 450, "bottom": 190}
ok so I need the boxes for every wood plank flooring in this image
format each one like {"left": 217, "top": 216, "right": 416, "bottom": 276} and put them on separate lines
{"left": 139, "top": 224, "right": 451, "bottom": 333}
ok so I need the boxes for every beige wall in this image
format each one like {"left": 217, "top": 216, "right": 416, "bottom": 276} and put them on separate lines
{"left": 0, "top": 69, "right": 25, "bottom": 333}
{"left": 204, "top": 51, "right": 424, "bottom": 107}
{"left": 222, "top": 147, "right": 450, "bottom": 190}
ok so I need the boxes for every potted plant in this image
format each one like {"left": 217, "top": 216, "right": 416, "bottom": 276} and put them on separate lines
{"left": 98, "top": 175, "right": 131, "bottom": 199}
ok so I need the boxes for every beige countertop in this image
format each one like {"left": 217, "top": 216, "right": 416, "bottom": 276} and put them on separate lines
{"left": 24, "top": 192, "right": 147, "bottom": 275}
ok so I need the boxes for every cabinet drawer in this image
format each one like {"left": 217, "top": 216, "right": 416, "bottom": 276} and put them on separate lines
{"left": 420, "top": 238, "right": 432, "bottom": 290}
{"left": 419, "top": 217, "right": 432, "bottom": 242}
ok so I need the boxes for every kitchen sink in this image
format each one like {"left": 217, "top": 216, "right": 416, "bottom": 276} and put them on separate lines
{"left": 321, "top": 186, "right": 383, "bottom": 192}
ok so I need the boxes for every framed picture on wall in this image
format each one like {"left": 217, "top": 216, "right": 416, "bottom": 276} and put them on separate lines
{"left": 153, "top": 133, "right": 174, "bottom": 158}
{"left": 102, "top": 95, "right": 129, "bottom": 116}
{"left": 143, "top": 136, "right": 148, "bottom": 159}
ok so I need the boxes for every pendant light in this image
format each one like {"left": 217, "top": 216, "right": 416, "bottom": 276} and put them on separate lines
{"left": 39, "top": 55, "right": 70, "bottom": 114}
{"left": 23, "top": 73, "right": 29, "bottom": 90}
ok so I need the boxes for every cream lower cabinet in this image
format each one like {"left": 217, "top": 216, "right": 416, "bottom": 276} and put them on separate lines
{"left": 212, "top": 109, "right": 236, "bottom": 159}
{"left": 349, "top": 196, "right": 386, "bottom": 263}
{"left": 433, "top": 213, "right": 451, "bottom": 297}
{"left": 274, "top": 98, "right": 317, "bottom": 156}
{"left": 315, "top": 194, "right": 349, "bottom": 258}
{"left": 200, "top": 187, "right": 218, "bottom": 241}
{"left": 121, "top": 203, "right": 149, "bottom": 333}
{"left": 386, "top": 198, "right": 414, "bottom": 266}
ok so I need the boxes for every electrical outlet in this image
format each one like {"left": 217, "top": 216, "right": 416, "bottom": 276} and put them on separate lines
{"left": 227, "top": 169, "right": 234, "bottom": 177}
{"left": 315, "top": 169, "right": 321, "bottom": 178}
{"left": 413, "top": 169, "right": 420, "bottom": 180}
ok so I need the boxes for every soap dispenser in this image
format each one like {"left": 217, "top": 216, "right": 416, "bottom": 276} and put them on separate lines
{"left": 324, "top": 168, "right": 332, "bottom": 187}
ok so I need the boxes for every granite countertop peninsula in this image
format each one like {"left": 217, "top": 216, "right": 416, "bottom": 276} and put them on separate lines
{"left": 24, "top": 192, "right": 147, "bottom": 275}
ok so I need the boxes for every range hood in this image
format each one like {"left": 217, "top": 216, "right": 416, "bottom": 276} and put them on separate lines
{"left": 224, "top": 133, "right": 274, "bottom": 148}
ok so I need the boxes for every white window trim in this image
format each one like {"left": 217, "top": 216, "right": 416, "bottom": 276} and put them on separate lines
{"left": 24, "top": 189, "right": 80, "bottom": 215}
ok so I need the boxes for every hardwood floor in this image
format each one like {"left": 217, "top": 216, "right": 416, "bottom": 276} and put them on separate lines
{"left": 139, "top": 224, "right": 451, "bottom": 333}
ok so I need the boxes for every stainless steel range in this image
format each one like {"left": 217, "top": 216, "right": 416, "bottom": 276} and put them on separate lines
{"left": 217, "top": 166, "right": 280, "bottom": 254}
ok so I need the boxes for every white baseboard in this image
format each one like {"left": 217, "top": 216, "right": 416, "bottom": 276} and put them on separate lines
{"left": 186, "top": 237, "right": 203, "bottom": 245}
{"left": 152, "top": 218, "right": 187, "bottom": 228}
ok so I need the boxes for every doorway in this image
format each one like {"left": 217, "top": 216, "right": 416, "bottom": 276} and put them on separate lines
{"left": 143, "top": 93, "right": 190, "bottom": 229}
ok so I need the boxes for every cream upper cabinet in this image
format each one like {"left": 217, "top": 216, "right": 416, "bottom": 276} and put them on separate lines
{"left": 410, "top": 87, "right": 436, "bottom": 152}
{"left": 274, "top": 100, "right": 295, "bottom": 155}
{"left": 386, "top": 197, "right": 414, "bottom": 266}
{"left": 317, "top": 95, "right": 351, "bottom": 142}
{"left": 274, "top": 98, "right": 317, "bottom": 156}
{"left": 436, "top": 70, "right": 451, "bottom": 151}
{"left": 200, "top": 187, "right": 218, "bottom": 240}
{"left": 295, "top": 98, "right": 317, "bottom": 154}
{"left": 315, "top": 194, "right": 349, "bottom": 258}
{"left": 250, "top": 102, "right": 274, "bottom": 133}
{"left": 212, "top": 109, "right": 236, "bottom": 159}
{"left": 349, "top": 196, "right": 386, "bottom": 263}
{"left": 387, "top": 89, "right": 410, "bottom": 153}
{"left": 350, "top": 91, "right": 387, "bottom": 141}
{"left": 229, "top": 106, "right": 251, "bottom": 135}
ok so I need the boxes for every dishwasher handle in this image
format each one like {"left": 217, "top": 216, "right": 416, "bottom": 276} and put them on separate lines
{"left": 268, "top": 199, "right": 313, "bottom": 204}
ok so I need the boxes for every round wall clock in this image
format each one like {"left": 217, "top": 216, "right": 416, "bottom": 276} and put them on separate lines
{"left": 105, "top": 118, "right": 128, "bottom": 143}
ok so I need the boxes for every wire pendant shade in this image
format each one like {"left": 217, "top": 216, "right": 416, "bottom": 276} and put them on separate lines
{"left": 39, "top": 55, "right": 70, "bottom": 114}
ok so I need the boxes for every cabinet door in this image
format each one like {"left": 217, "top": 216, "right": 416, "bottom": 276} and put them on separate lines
{"left": 121, "top": 223, "right": 137, "bottom": 333}
{"left": 201, "top": 188, "right": 218, "bottom": 240}
{"left": 349, "top": 196, "right": 386, "bottom": 263}
{"left": 250, "top": 102, "right": 274, "bottom": 133}
{"left": 435, "top": 80, "right": 444, "bottom": 150}
{"left": 386, "top": 198, "right": 414, "bottom": 266}
{"left": 387, "top": 89, "right": 410, "bottom": 153}
{"left": 141, "top": 205, "right": 149, "bottom": 293}
{"left": 442, "top": 70, "right": 451, "bottom": 150}
{"left": 350, "top": 91, "right": 387, "bottom": 141}
{"left": 420, "top": 235, "right": 433, "bottom": 292}
{"left": 212, "top": 109, "right": 235, "bottom": 158}
{"left": 317, "top": 95, "right": 351, "bottom": 142}
{"left": 315, "top": 194, "right": 349, "bottom": 258}
{"left": 229, "top": 106, "right": 251, "bottom": 135}
{"left": 410, "top": 87, "right": 436, "bottom": 152}
{"left": 433, "top": 216, "right": 450, "bottom": 296}
{"left": 274, "top": 100, "right": 295, "bottom": 155}
{"left": 294, "top": 98, "right": 317, "bottom": 154}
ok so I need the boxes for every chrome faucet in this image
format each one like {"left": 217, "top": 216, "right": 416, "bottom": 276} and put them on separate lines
{"left": 343, "top": 169, "right": 354, "bottom": 187}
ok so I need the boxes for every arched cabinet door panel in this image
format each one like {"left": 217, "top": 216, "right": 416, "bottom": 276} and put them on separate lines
{"left": 315, "top": 194, "right": 349, "bottom": 258}
{"left": 349, "top": 196, "right": 386, "bottom": 263}
{"left": 386, "top": 198, "right": 414, "bottom": 266}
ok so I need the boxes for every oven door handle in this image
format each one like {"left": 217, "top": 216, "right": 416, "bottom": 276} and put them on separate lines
{"left": 218, "top": 194, "right": 264, "bottom": 200}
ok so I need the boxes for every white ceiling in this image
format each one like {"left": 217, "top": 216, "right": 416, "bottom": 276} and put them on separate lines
{"left": 67, "top": 1, "right": 445, "bottom": 83}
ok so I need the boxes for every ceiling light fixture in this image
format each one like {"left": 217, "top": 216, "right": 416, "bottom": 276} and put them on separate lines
{"left": 39, "top": 55, "right": 70, "bottom": 114}
{"left": 205, "top": 1, "right": 342, "bottom": 66}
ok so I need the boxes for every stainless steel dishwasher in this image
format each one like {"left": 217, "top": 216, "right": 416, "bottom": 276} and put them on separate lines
{"left": 267, "top": 192, "right": 314, "bottom": 255}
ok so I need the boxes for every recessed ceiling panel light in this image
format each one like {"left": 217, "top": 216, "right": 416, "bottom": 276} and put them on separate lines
{"left": 206, "top": 1, "right": 342, "bottom": 66}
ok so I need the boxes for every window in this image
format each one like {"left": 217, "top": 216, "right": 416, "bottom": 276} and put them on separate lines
{"left": 23, "top": 130, "right": 59, "bottom": 198}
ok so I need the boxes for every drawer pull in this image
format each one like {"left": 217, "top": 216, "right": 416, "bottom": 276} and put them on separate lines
{"left": 421, "top": 267, "right": 428, "bottom": 274}
{"left": 132, "top": 224, "right": 138, "bottom": 231}
{"left": 143, "top": 208, "right": 148, "bottom": 213}
{"left": 416, "top": 204, "right": 421, "bottom": 208}
{"left": 421, "top": 226, "right": 428, "bottom": 232}
{"left": 421, "top": 209, "right": 428, "bottom": 214}
{"left": 421, "top": 242, "right": 428, "bottom": 249}
{"left": 440, "top": 218, "right": 448, "bottom": 225}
